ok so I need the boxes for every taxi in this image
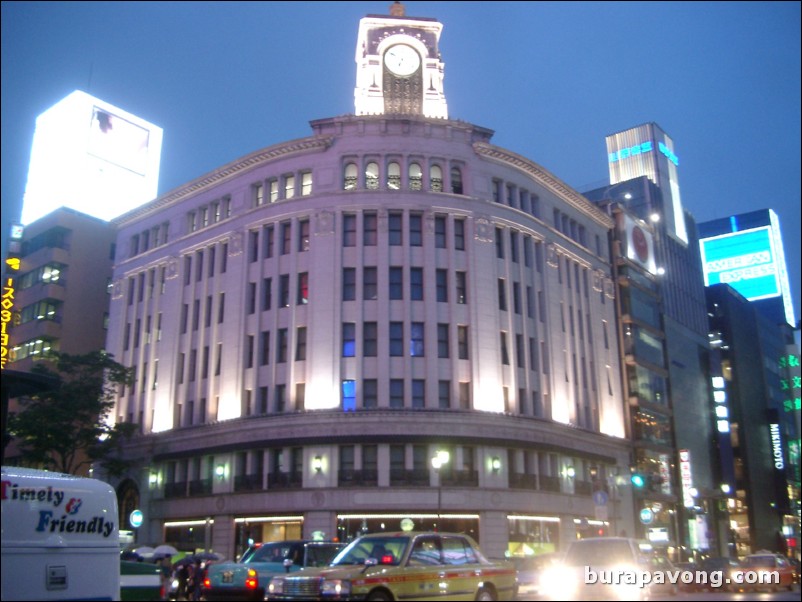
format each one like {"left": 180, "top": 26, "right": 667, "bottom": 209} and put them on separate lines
{"left": 731, "top": 551, "right": 797, "bottom": 592}
{"left": 266, "top": 531, "right": 517, "bottom": 601}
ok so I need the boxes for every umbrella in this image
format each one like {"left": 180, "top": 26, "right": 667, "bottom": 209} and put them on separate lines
{"left": 152, "top": 544, "right": 179, "bottom": 557}
{"left": 173, "top": 552, "right": 222, "bottom": 566}
{"left": 132, "top": 546, "right": 155, "bottom": 557}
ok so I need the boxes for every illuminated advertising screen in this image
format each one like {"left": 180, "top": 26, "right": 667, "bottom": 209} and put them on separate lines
{"left": 700, "top": 226, "right": 780, "bottom": 301}
{"left": 619, "top": 213, "right": 657, "bottom": 275}
{"left": 21, "top": 90, "right": 162, "bottom": 225}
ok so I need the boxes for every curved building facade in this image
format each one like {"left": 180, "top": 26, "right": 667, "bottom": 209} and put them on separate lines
{"left": 106, "top": 4, "right": 634, "bottom": 559}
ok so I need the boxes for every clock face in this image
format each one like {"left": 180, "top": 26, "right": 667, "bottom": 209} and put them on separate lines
{"left": 384, "top": 44, "right": 421, "bottom": 77}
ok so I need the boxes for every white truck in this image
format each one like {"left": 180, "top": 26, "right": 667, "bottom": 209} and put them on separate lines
{"left": 1, "top": 466, "right": 121, "bottom": 600}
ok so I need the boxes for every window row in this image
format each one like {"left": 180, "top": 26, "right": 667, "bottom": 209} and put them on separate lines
{"left": 186, "top": 195, "right": 232, "bottom": 235}
{"left": 17, "top": 262, "right": 65, "bottom": 290}
{"left": 252, "top": 171, "right": 313, "bottom": 207}
{"left": 17, "top": 298, "right": 62, "bottom": 325}
{"left": 10, "top": 336, "right": 58, "bottom": 363}
{"left": 343, "top": 160, "right": 463, "bottom": 194}
{"left": 491, "top": 178, "right": 541, "bottom": 218}
{"left": 129, "top": 221, "right": 170, "bottom": 258}
{"left": 343, "top": 267, "right": 468, "bottom": 303}
{"left": 248, "top": 219, "right": 310, "bottom": 262}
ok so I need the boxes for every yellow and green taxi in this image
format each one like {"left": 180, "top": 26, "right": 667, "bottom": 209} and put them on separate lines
{"left": 266, "top": 531, "right": 517, "bottom": 601}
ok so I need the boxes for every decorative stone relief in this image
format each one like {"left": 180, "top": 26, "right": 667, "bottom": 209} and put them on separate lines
{"left": 315, "top": 210, "right": 335, "bottom": 235}
{"left": 229, "top": 232, "right": 243, "bottom": 256}
{"left": 546, "top": 243, "right": 559, "bottom": 268}
{"left": 474, "top": 217, "right": 493, "bottom": 243}
{"left": 166, "top": 257, "right": 179, "bottom": 280}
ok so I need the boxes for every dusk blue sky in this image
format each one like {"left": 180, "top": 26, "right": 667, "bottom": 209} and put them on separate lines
{"left": 2, "top": 1, "right": 800, "bottom": 323}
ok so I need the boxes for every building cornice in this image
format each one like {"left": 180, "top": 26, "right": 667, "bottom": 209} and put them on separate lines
{"left": 112, "top": 136, "right": 334, "bottom": 226}
{"left": 473, "top": 142, "right": 614, "bottom": 229}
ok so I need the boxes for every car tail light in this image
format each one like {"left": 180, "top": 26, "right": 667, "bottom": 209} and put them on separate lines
{"left": 246, "top": 568, "right": 259, "bottom": 589}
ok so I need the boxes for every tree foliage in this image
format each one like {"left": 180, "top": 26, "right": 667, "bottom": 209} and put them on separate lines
{"left": 8, "top": 351, "right": 136, "bottom": 476}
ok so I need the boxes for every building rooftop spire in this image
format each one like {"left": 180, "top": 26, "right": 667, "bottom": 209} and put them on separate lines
{"left": 389, "top": 1, "right": 405, "bottom": 17}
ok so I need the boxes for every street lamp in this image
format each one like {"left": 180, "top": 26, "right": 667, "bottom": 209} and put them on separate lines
{"left": 432, "top": 450, "right": 450, "bottom": 530}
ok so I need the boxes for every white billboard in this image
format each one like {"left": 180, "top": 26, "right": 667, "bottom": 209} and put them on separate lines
{"left": 21, "top": 90, "right": 162, "bottom": 225}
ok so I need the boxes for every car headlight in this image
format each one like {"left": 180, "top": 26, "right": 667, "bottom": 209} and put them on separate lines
{"left": 268, "top": 577, "right": 284, "bottom": 595}
{"left": 540, "top": 565, "right": 576, "bottom": 600}
{"left": 320, "top": 579, "right": 351, "bottom": 596}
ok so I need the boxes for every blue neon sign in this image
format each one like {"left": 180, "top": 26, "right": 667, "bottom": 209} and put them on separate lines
{"left": 609, "top": 141, "right": 652, "bottom": 163}
{"left": 609, "top": 140, "right": 679, "bottom": 166}
{"left": 700, "top": 227, "right": 780, "bottom": 300}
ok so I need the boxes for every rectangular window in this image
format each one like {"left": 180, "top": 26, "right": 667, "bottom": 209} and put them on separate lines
{"left": 295, "top": 327, "right": 307, "bottom": 361}
{"left": 249, "top": 230, "right": 259, "bottom": 263}
{"left": 436, "top": 269, "right": 448, "bottom": 302}
{"left": 298, "top": 219, "right": 310, "bottom": 252}
{"left": 297, "top": 272, "right": 309, "bottom": 305}
{"left": 495, "top": 228, "right": 506, "bottom": 259}
{"left": 275, "top": 384, "right": 286, "bottom": 412}
{"left": 263, "top": 225, "right": 274, "bottom": 258}
{"left": 389, "top": 212, "right": 403, "bottom": 246}
{"left": 411, "top": 379, "right": 425, "bottom": 408}
{"left": 364, "top": 379, "right": 378, "bottom": 408}
{"left": 301, "top": 172, "right": 312, "bottom": 196}
{"left": 364, "top": 267, "right": 377, "bottom": 300}
{"left": 410, "top": 322, "right": 424, "bottom": 357}
{"left": 410, "top": 267, "right": 423, "bottom": 300}
{"left": 516, "top": 334, "right": 525, "bottom": 368}
{"left": 262, "top": 277, "right": 272, "bottom": 311}
{"left": 459, "top": 382, "right": 470, "bottom": 409}
{"left": 218, "top": 292, "right": 225, "bottom": 324}
{"left": 389, "top": 267, "right": 403, "bottom": 300}
{"left": 409, "top": 213, "right": 423, "bottom": 246}
{"left": 280, "top": 222, "right": 291, "bottom": 255}
{"left": 438, "top": 380, "right": 451, "bottom": 409}
{"left": 437, "top": 323, "right": 449, "bottom": 358}
{"left": 342, "top": 379, "right": 356, "bottom": 411}
{"left": 343, "top": 214, "right": 357, "bottom": 247}
{"left": 284, "top": 174, "right": 296, "bottom": 199}
{"left": 269, "top": 179, "right": 279, "bottom": 203}
{"left": 245, "top": 337, "right": 254, "bottom": 369}
{"left": 498, "top": 279, "right": 507, "bottom": 311}
{"left": 343, "top": 268, "right": 356, "bottom": 301}
{"left": 513, "top": 282, "right": 521, "bottom": 314}
{"left": 390, "top": 379, "right": 404, "bottom": 408}
{"left": 342, "top": 323, "right": 356, "bottom": 357}
{"left": 277, "top": 328, "right": 288, "bottom": 363}
{"left": 363, "top": 212, "right": 378, "bottom": 246}
{"left": 456, "top": 271, "right": 467, "bottom": 304}
{"left": 510, "top": 231, "right": 519, "bottom": 263}
{"left": 435, "top": 215, "right": 447, "bottom": 248}
{"left": 363, "top": 322, "right": 377, "bottom": 357}
{"left": 454, "top": 219, "right": 465, "bottom": 250}
{"left": 254, "top": 182, "right": 265, "bottom": 206}
{"left": 248, "top": 282, "right": 257, "bottom": 314}
{"left": 180, "top": 303, "right": 189, "bottom": 334}
{"left": 458, "top": 325, "right": 469, "bottom": 360}
{"left": 390, "top": 322, "right": 404, "bottom": 356}
{"left": 529, "top": 337, "right": 538, "bottom": 372}
{"left": 215, "top": 343, "right": 222, "bottom": 375}
{"left": 279, "top": 274, "right": 290, "bottom": 307}
{"left": 500, "top": 332, "right": 510, "bottom": 365}
{"left": 260, "top": 331, "right": 270, "bottom": 365}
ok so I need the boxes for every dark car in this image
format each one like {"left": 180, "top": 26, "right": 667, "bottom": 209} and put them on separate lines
{"left": 510, "top": 553, "right": 557, "bottom": 598}
{"left": 204, "top": 540, "right": 342, "bottom": 601}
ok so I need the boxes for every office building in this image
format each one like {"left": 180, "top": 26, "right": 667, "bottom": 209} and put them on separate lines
{"left": 103, "top": 3, "right": 635, "bottom": 559}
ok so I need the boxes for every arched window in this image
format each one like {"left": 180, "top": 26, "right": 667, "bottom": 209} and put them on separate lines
{"left": 430, "top": 165, "right": 443, "bottom": 192}
{"left": 450, "top": 166, "right": 463, "bottom": 194}
{"left": 344, "top": 163, "right": 358, "bottom": 190}
{"left": 387, "top": 162, "right": 401, "bottom": 190}
{"left": 365, "top": 162, "right": 380, "bottom": 190}
{"left": 409, "top": 163, "right": 422, "bottom": 191}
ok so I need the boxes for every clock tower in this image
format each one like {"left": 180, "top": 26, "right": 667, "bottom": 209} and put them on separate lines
{"left": 354, "top": 2, "right": 448, "bottom": 118}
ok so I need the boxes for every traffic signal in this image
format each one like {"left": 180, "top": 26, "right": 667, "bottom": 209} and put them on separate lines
{"left": 630, "top": 473, "right": 646, "bottom": 488}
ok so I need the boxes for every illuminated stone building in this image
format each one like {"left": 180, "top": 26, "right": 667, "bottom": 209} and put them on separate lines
{"left": 104, "top": 3, "right": 634, "bottom": 559}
